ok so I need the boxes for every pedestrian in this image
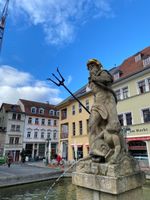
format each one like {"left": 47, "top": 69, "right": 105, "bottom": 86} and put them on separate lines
{"left": 56, "top": 154, "right": 62, "bottom": 165}
{"left": 20, "top": 148, "right": 26, "bottom": 163}
{"left": 6, "top": 152, "right": 13, "bottom": 167}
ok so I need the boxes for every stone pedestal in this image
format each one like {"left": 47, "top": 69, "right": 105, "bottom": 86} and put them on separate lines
{"left": 72, "top": 172, "right": 145, "bottom": 200}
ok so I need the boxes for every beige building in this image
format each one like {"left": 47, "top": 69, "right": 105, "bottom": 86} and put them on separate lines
{"left": 111, "top": 46, "right": 150, "bottom": 166}
{"left": 57, "top": 46, "right": 150, "bottom": 164}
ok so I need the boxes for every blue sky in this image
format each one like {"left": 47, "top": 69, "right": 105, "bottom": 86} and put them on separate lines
{"left": 0, "top": 0, "right": 150, "bottom": 105}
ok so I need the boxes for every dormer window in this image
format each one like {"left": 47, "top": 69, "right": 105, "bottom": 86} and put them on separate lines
{"left": 49, "top": 109, "right": 54, "bottom": 116}
{"left": 113, "top": 72, "right": 120, "bottom": 81}
{"left": 135, "top": 54, "right": 141, "bottom": 62}
{"left": 39, "top": 108, "right": 44, "bottom": 114}
{"left": 31, "top": 107, "right": 37, "bottom": 114}
{"left": 143, "top": 56, "right": 150, "bottom": 68}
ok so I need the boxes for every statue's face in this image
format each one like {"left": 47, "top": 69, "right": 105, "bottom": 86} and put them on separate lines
{"left": 88, "top": 63, "right": 99, "bottom": 75}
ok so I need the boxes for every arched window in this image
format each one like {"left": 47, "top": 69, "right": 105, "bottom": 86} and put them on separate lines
{"left": 49, "top": 109, "right": 54, "bottom": 116}
{"left": 31, "top": 107, "right": 37, "bottom": 114}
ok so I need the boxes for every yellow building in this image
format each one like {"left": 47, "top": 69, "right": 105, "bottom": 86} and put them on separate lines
{"left": 57, "top": 46, "right": 150, "bottom": 164}
{"left": 56, "top": 86, "right": 92, "bottom": 161}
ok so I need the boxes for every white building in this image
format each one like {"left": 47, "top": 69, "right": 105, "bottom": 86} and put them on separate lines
{"left": 18, "top": 99, "right": 59, "bottom": 160}
{"left": 0, "top": 103, "right": 25, "bottom": 161}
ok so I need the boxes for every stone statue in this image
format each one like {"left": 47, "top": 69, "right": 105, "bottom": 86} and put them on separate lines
{"left": 87, "top": 58, "right": 126, "bottom": 164}
{"left": 73, "top": 59, "right": 145, "bottom": 200}
{"left": 76, "top": 59, "right": 140, "bottom": 176}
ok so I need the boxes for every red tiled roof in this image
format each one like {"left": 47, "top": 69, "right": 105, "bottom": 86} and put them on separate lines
{"left": 1, "top": 103, "right": 23, "bottom": 113}
{"left": 19, "top": 99, "right": 58, "bottom": 118}
{"left": 115, "top": 46, "right": 150, "bottom": 79}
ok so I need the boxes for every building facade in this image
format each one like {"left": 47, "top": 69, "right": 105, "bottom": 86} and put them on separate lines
{"left": 111, "top": 46, "right": 150, "bottom": 166}
{"left": 57, "top": 46, "right": 150, "bottom": 165}
{"left": 18, "top": 99, "right": 59, "bottom": 161}
{"left": 57, "top": 86, "right": 92, "bottom": 161}
{"left": 0, "top": 103, "right": 25, "bottom": 161}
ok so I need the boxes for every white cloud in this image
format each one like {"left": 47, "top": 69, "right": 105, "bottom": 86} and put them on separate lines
{"left": 66, "top": 75, "right": 73, "bottom": 85}
{"left": 2, "top": 0, "right": 113, "bottom": 45}
{"left": 0, "top": 65, "right": 63, "bottom": 105}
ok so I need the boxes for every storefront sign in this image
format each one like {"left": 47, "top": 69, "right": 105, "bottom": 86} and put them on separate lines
{"left": 130, "top": 128, "right": 148, "bottom": 133}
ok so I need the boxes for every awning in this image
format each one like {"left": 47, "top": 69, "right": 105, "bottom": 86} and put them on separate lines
{"left": 126, "top": 136, "right": 150, "bottom": 141}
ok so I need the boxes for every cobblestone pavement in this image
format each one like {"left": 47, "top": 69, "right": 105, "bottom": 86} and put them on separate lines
{"left": 0, "top": 162, "right": 64, "bottom": 187}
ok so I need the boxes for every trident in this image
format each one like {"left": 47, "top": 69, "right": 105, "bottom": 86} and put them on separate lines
{"left": 47, "top": 68, "right": 91, "bottom": 114}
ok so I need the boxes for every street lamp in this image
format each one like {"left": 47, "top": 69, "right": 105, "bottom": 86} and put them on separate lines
{"left": 121, "top": 127, "right": 131, "bottom": 152}
{"left": 46, "top": 138, "right": 51, "bottom": 165}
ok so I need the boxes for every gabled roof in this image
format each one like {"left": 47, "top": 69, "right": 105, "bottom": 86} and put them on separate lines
{"left": 0, "top": 103, "right": 23, "bottom": 113}
{"left": 19, "top": 99, "right": 58, "bottom": 118}
{"left": 113, "top": 46, "right": 150, "bottom": 79}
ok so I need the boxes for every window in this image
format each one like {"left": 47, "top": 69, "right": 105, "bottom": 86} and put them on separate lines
{"left": 17, "top": 114, "right": 21, "bottom": 120}
{"left": 85, "top": 99, "right": 90, "bottom": 111}
{"left": 118, "top": 112, "right": 132, "bottom": 126}
{"left": 31, "top": 107, "right": 37, "bottom": 114}
{"left": 41, "top": 132, "right": 44, "bottom": 138}
{"left": 118, "top": 114, "right": 123, "bottom": 126}
{"left": 143, "top": 57, "right": 150, "bottom": 67}
{"left": 61, "top": 108, "right": 67, "bottom": 120}
{"left": 122, "top": 87, "right": 128, "bottom": 99}
{"left": 49, "top": 110, "right": 54, "bottom": 116}
{"left": 28, "top": 117, "right": 32, "bottom": 124}
{"left": 86, "top": 119, "right": 89, "bottom": 134}
{"left": 12, "top": 113, "right": 16, "bottom": 120}
{"left": 125, "top": 113, "right": 132, "bottom": 125}
{"left": 148, "top": 78, "right": 150, "bottom": 91}
{"left": 47, "top": 132, "right": 51, "bottom": 139}
{"left": 48, "top": 119, "right": 52, "bottom": 126}
{"left": 39, "top": 108, "right": 44, "bottom": 114}
{"left": 61, "top": 123, "right": 69, "bottom": 139}
{"left": 138, "top": 80, "right": 146, "bottom": 94}
{"left": 11, "top": 124, "right": 15, "bottom": 131}
{"left": 9, "top": 137, "right": 14, "bottom": 144}
{"left": 11, "top": 124, "right": 20, "bottom": 131}
{"left": 79, "top": 121, "right": 83, "bottom": 135}
{"left": 41, "top": 119, "right": 45, "bottom": 125}
{"left": 115, "top": 90, "right": 121, "bottom": 100}
{"left": 34, "top": 132, "right": 38, "bottom": 138}
{"left": 113, "top": 72, "right": 120, "bottom": 81}
{"left": 72, "top": 105, "right": 75, "bottom": 115}
{"left": 15, "top": 137, "right": 19, "bottom": 144}
{"left": 16, "top": 125, "right": 20, "bottom": 132}
{"left": 27, "top": 132, "right": 31, "bottom": 138}
{"left": 35, "top": 118, "right": 39, "bottom": 125}
{"left": 142, "top": 108, "right": 150, "bottom": 123}
{"left": 72, "top": 122, "right": 76, "bottom": 136}
{"left": 54, "top": 120, "right": 57, "bottom": 126}
{"left": 56, "top": 111, "right": 59, "bottom": 117}
{"left": 135, "top": 54, "right": 141, "bottom": 62}
{"left": 79, "top": 103, "right": 82, "bottom": 113}
{"left": 53, "top": 130, "right": 57, "bottom": 140}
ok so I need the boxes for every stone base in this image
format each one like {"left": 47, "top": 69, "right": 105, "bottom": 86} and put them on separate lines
{"left": 72, "top": 172, "right": 145, "bottom": 200}
{"left": 76, "top": 186, "right": 143, "bottom": 200}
